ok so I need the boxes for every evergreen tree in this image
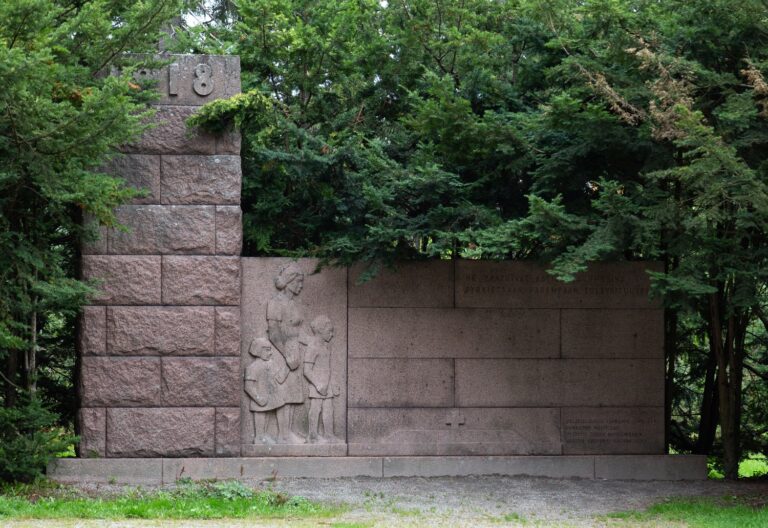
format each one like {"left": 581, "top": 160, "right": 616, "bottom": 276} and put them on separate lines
{"left": 184, "top": 0, "right": 768, "bottom": 477}
{"left": 0, "top": 0, "right": 181, "bottom": 479}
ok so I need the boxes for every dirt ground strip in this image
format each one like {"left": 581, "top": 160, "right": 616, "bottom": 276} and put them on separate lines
{"left": 5, "top": 475, "right": 768, "bottom": 528}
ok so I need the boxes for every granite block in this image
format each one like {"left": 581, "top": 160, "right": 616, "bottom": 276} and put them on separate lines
{"left": 215, "top": 408, "right": 241, "bottom": 457}
{"left": 382, "top": 456, "right": 595, "bottom": 478}
{"left": 215, "top": 307, "right": 240, "bottom": 356}
{"left": 82, "top": 214, "right": 107, "bottom": 254}
{"left": 81, "top": 357, "right": 161, "bottom": 407}
{"left": 594, "top": 455, "right": 707, "bottom": 480}
{"left": 240, "top": 443, "right": 347, "bottom": 457}
{"left": 161, "top": 358, "right": 240, "bottom": 406}
{"left": 161, "top": 155, "right": 241, "bottom": 205}
{"left": 107, "top": 306, "right": 214, "bottom": 356}
{"left": 79, "top": 306, "right": 106, "bottom": 356}
{"left": 103, "top": 154, "right": 161, "bottom": 204}
{"left": 455, "top": 359, "right": 562, "bottom": 407}
{"left": 109, "top": 205, "right": 215, "bottom": 255}
{"left": 120, "top": 106, "right": 216, "bottom": 155}
{"left": 162, "top": 457, "right": 383, "bottom": 482}
{"left": 162, "top": 256, "right": 240, "bottom": 305}
{"left": 455, "top": 359, "right": 664, "bottom": 407}
{"left": 48, "top": 456, "right": 707, "bottom": 481}
{"left": 562, "top": 359, "right": 664, "bottom": 407}
{"left": 241, "top": 259, "right": 347, "bottom": 338}
{"left": 348, "top": 308, "right": 559, "bottom": 358}
{"left": 82, "top": 255, "right": 161, "bottom": 305}
{"left": 133, "top": 55, "right": 241, "bottom": 106}
{"left": 77, "top": 408, "right": 106, "bottom": 457}
{"left": 348, "top": 260, "right": 454, "bottom": 308}
{"left": 456, "top": 260, "right": 661, "bottom": 309}
{"left": 348, "top": 358, "right": 453, "bottom": 408}
{"left": 215, "top": 206, "right": 242, "bottom": 255}
{"left": 216, "top": 129, "right": 241, "bottom": 155}
{"left": 107, "top": 408, "right": 215, "bottom": 457}
{"left": 48, "top": 458, "right": 163, "bottom": 485}
{"left": 348, "top": 407, "right": 561, "bottom": 456}
{"left": 562, "top": 309, "right": 664, "bottom": 358}
{"left": 562, "top": 407, "right": 664, "bottom": 455}
{"left": 240, "top": 258, "right": 347, "bottom": 444}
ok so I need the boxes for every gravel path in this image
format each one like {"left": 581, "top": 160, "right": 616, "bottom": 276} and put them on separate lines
{"left": 4, "top": 476, "right": 767, "bottom": 527}
{"left": 270, "top": 475, "right": 767, "bottom": 526}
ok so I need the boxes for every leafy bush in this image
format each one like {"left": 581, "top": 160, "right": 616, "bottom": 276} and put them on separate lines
{"left": 0, "top": 398, "right": 76, "bottom": 483}
{"left": 174, "top": 478, "right": 257, "bottom": 501}
{"left": 173, "top": 478, "right": 297, "bottom": 506}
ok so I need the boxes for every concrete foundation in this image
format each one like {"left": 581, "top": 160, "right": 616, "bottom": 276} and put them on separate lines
{"left": 49, "top": 455, "right": 706, "bottom": 484}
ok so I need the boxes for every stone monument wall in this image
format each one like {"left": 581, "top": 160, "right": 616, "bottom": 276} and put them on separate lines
{"left": 78, "top": 55, "right": 243, "bottom": 458}
{"left": 76, "top": 54, "right": 666, "bottom": 460}
{"left": 237, "top": 258, "right": 664, "bottom": 458}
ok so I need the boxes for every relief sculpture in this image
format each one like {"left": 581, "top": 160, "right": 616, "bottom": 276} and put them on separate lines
{"left": 244, "top": 337, "right": 289, "bottom": 444}
{"left": 244, "top": 263, "right": 343, "bottom": 449}
{"left": 265, "top": 263, "right": 306, "bottom": 443}
{"left": 304, "top": 316, "right": 341, "bottom": 443}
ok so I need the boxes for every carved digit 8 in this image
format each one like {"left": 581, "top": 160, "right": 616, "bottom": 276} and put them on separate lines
{"left": 193, "top": 64, "right": 214, "bottom": 96}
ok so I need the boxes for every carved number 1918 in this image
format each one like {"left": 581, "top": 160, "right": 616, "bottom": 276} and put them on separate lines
{"left": 136, "top": 63, "right": 215, "bottom": 97}
{"left": 193, "top": 63, "right": 214, "bottom": 96}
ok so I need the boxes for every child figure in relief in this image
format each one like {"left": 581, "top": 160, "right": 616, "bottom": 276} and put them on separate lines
{"left": 244, "top": 337, "right": 289, "bottom": 444}
{"left": 303, "top": 315, "right": 341, "bottom": 443}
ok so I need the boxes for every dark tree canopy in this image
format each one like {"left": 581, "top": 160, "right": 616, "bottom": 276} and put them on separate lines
{"left": 0, "top": 0, "right": 181, "bottom": 481}
{"left": 182, "top": 0, "right": 768, "bottom": 479}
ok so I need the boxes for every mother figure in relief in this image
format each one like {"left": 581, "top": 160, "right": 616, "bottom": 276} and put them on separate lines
{"left": 266, "top": 263, "right": 306, "bottom": 444}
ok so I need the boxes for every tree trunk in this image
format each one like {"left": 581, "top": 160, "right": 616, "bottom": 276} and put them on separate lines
{"left": 730, "top": 312, "right": 748, "bottom": 477}
{"left": 709, "top": 288, "right": 739, "bottom": 480}
{"left": 664, "top": 307, "right": 677, "bottom": 452}
{"left": 695, "top": 344, "right": 718, "bottom": 454}
{"left": 28, "top": 310, "right": 37, "bottom": 395}
{"left": 721, "top": 312, "right": 739, "bottom": 480}
{"left": 4, "top": 350, "right": 18, "bottom": 407}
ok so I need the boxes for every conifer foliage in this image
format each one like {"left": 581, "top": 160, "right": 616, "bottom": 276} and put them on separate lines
{"left": 0, "top": 0, "right": 180, "bottom": 481}
{"left": 184, "top": 0, "right": 768, "bottom": 479}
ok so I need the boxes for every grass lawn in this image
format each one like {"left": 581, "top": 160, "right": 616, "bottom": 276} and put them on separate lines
{"left": 0, "top": 479, "right": 339, "bottom": 521}
{"left": 1, "top": 478, "right": 766, "bottom": 527}
{"left": 607, "top": 497, "right": 768, "bottom": 528}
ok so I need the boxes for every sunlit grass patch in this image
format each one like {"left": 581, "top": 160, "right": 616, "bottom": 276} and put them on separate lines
{"left": 606, "top": 497, "right": 768, "bottom": 528}
{"left": 707, "top": 453, "right": 768, "bottom": 479}
{"left": 0, "top": 479, "right": 340, "bottom": 520}
{"left": 739, "top": 454, "right": 768, "bottom": 479}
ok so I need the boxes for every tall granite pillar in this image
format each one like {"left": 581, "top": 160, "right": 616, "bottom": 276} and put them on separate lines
{"left": 79, "top": 55, "right": 243, "bottom": 458}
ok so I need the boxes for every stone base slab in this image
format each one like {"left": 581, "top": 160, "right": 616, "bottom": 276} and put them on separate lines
{"left": 49, "top": 455, "right": 705, "bottom": 484}
{"left": 348, "top": 442, "right": 557, "bottom": 456}
{"left": 241, "top": 443, "right": 347, "bottom": 457}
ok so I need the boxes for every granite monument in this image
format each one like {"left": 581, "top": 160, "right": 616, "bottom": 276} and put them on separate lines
{"left": 58, "top": 53, "right": 706, "bottom": 482}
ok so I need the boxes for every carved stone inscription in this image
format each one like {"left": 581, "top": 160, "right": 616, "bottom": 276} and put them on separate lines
{"left": 124, "top": 55, "right": 241, "bottom": 105}
{"left": 193, "top": 63, "right": 214, "bottom": 96}
{"left": 240, "top": 259, "right": 347, "bottom": 456}
{"left": 456, "top": 260, "right": 662, "bottom": 309}
{"left": 562, "top": 408, "right": 664, "bottom": 454}
{"left": 347, "top": 407, "right": 562, "bottom": 456}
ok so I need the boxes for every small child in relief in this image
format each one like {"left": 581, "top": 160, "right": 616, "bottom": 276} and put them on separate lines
{"left": 244, "top": 337, "right": 289, "bottom": 444}
{"left": 303, "top": 315, "right": 341, "bottom": 443}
